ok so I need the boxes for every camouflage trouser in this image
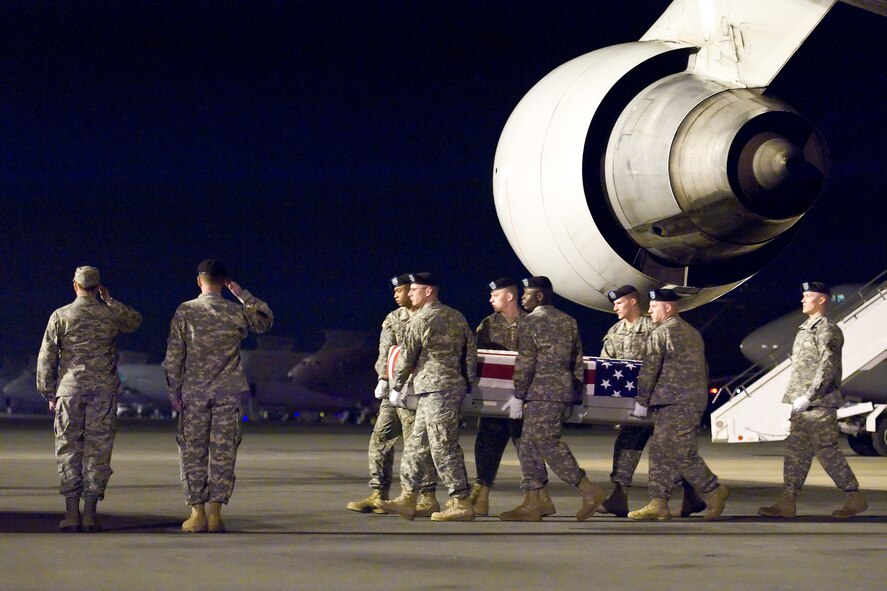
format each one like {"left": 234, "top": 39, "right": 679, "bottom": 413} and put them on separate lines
{"left": 54, "top": 393, "right": 117, "bottom": 500}
{"left": 401, "top": 390, "right": 470, "bottom": 498}
{"left": 609, "top": 425, "right": 653, "bottom": 487}
{"left": 474, "top": 416, "right": 522, "bottom": 487}
{"left": 369, "top": 399, "right": 437, "bottom": 493}
{"left": 177, "top": 391, "right": 243, "bottom": 505}
{"left": 519, "top": 401, "right": 583, "bottom": 491}
{"left": 784, "top": 407, "right": 859, "bottom": 494}
{"left": 648, "top": 404, "right": 718, "bottom": 499}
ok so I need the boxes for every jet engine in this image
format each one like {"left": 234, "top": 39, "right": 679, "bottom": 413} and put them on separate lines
{"left": 492, "top": 41, "right": 828, "bottom": 311}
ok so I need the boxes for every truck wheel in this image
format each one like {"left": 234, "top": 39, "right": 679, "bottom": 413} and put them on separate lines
{"left": 872, "top": 416, "right": 887, "bottom": 457}
{"left": 847, "top": 432, "right": 877, "bottom": 457}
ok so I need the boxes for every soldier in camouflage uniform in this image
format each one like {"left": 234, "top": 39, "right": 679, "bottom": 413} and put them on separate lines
{"left": 499, "top": 276, "right": 606, "bottom": 522}
{"left": 346, "top": 274, "right": 439, "bottom": 515}
{"left": 37, "top": 265, "right": 142, "bottom": 532}
{"left": 628, "top": 289, "right": 729, "bottom": 521}
{"left": 596, "top": 285, "right": 705, "bottom": 518}
{"left": 165, "top": 259, "right": 273, "bottom": 533}
{"left": 759, "top": 282, "right": 867, "bottom": 519}
{"left": 375, "top": 273, "right": 478, "bottom": 521}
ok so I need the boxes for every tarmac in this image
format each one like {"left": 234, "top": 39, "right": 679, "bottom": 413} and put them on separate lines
{"left": 0, "top": 416, "right": 884, "bottom": 591}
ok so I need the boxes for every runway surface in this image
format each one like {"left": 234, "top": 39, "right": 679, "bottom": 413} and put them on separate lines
{"left": 1, "top": 416, "right": 884, "bottom": 591}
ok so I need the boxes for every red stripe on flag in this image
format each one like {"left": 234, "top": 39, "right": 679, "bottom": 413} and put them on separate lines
{"left": 478, "top": 361, "right": 515, "bottom": 380}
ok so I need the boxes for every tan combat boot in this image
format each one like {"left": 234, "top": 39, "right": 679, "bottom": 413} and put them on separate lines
{"left": 576, "top": 477, "right": 606, "bottom": 521}
{"left": 596, "top": 484, "right": 628, "bottom": 517}
{"left": 758, "top": 490, "right": 797, "bottom": 518}
{"left": 539, "top": 487, "right": 557, "bottom": 516}
{"left": 499, "top": 489, "right": 543, "bottom": 522}
{"left": 673, "top": 483, "right": 707, "bottom": 518}
{"left": 374, "top": 489, "right": 418, "bottom": 521}
{"left": 832, "top": 491, "right": 867, "bottom": 519}
{"left": 469, "top": 483, "right": 490, "bottom": 516}
{"left": 81, "top": 497, "right": 101, "bottom": 533}
{"left": 206, "top": 502, "right": 225, "bottom": 533}
{"left": 59, "top": 497, "right": 81, "bottom": 533}
{"left": 430, "top": 496, "right": 475, "bottom": 522}
{"left": 703, "top": 484, "right": 730, "bottom": 521}
{"left": 182, "top": 503, "right": 207, "bottom": 533}
{"left": 346, "top": 490, "right": 387, "bottom": 514}
{"left": 414, "top": 491, "right": 441, "bottom": 517}
{"left": 627, "top": 498, "right": 671, "bottom": 521}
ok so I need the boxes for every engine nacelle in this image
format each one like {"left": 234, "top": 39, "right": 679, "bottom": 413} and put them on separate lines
{"left": 492, "top": 42, "right": 828, "bottom": 311}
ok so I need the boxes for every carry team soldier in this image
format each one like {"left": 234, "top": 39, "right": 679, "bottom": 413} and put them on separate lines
{"left": 165, "top": 259, "right": 273, "bottom": 533}
{"left": 499, "top": 276, "right": 606, "bottom": 522}
{"left": 347, "top": 274, "right": 439, "bottom": 516}
{"left": 596, "top": 285, "right": 705, "bottom": 518}
{"left": 628, "top": 288, "right": 729, "bottom": 521}
{"left": 758, "top": 282, "right": 867, "bottom": 519}
{"left": 374, "top": 272, "right": 478, "bottom": 521}
{"left": 37, "top": 265, "right": 143, "bottom": 532}
{"left": 470, "top": 277, "right": 557, "bottom": 517}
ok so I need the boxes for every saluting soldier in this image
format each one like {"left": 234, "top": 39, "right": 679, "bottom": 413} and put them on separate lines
{"left": 758, "top": 282, "right": 866, "bottom": 519}
{"left": 37, "top": 265, "right": 142, "bottom": 532}
{"left": 499, "top": 276, "right": 606, "bottom": 522}
{"left": 347, "top": 274, "right": 439, "bottom": 516}
{"left": 628, "top": 289, "right": 729, "bottom": 521}
{"left": 165, "top": 259, "right": 273, "bottom": 533}
{"left": 375, "top": 273, "right": 478, "bottom": 521}
{"left": 596, "top": 285, "right": 705, "bottom": 518}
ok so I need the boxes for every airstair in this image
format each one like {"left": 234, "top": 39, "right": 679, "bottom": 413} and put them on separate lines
{"left": 710, "top": 270, "right": 887, "bottom": 455}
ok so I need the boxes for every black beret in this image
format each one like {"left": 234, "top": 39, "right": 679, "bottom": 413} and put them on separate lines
{"left": 522, "top": 276, "right": 553, "bottom": 289}
{"left": 488, "top": 277, "right": 518, "bottom": 292}
{"left": 390, "top": 274, "right": 412, "bottom": 288}
{"left": 197, "top": 259, "right": 227, "bottom": 278}
{"left": 801, "top": 281, "right": 830, "bottom": 295}
{"left": 649, "top": 288, "right": 680, "bottom": 302}
{"left": 607, "top": 284, "right": 639, "bottom": 302}
{"left": 409, "top": 272, "right": 438, "bottom": 287}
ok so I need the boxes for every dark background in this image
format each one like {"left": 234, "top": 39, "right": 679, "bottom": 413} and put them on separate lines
{"left": 2, "top": 1, "right": 884, "bottom": 378}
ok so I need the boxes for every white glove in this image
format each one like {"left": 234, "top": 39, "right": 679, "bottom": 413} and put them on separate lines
{"left": 388, "top": 389, "right": 406, "bottom": 407}
{"left": 631, "top": 402, "right": 648, "bottom": 418}
{"left": 792, "top": 395, "right": 811, "bottom": 412}
{"left": 501, "top": 396, "right": 523, "bottom": 420}
{"left": 374, "top": 380, "right": 389, "bottom": 400}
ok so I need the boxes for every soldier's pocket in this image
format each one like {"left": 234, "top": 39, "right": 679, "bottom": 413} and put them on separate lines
{"left": 176, "top": 410, "right": 185, "bottom": 446}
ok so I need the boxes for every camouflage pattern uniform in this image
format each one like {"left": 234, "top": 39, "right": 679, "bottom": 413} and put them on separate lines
{"left": 473, "top": 310, "right": 526, "bottom": 487}
{"left": 637, "top": 315, "right": 719, "bottom": 499}
{"left": 781, "top": 314, "right": 858, "bottom": 494}
{"left": 513, "top": 305, "right": 586, "bottom": 491}
{"left": 37, "top": 295, "right": 142, "bottom": 500}
{"left": 391, "top": 301, "right": 477, "bottom": 498}
{"left": 369, "top": 306, "right": 436, "bottom": 493}
{"left": 165, "top": 290, "right": 273, "bottom": 505}
{"left": 601, "top": 315, "right": 654, "bottom": 487}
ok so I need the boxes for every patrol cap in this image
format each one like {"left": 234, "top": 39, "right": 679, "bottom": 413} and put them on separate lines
{"left": 390, "top": 274, "right": 412, "bottom": 288}
{"left": 522, "top": 276, "right": 553, "bottom": 289}
{"left": 197, "top": 259, "right": 228, "bottom": 278}
{"left": 73, "top": 266, "right": 100, "bottom": 288}
{"left": 488, "top": 277, "right": 518, "bottom": 292}
{"left": 648, "top": 288, "right": 680, "bottom": 302}
{"left": 607, "top": 284, "right": 638, "bottom": 303}
{"left": 801, "top": 281, "right": 830, "bottom": 295}
{"left": 409, "top": 272, "right": 438, "bottom": 287}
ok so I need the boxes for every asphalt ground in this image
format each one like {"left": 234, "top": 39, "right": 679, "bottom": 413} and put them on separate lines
{"left": 0, "top": 416, "right": 884, "bottom": 591}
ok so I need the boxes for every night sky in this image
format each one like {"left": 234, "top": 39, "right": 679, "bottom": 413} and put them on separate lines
{"left": 2, "top": 1, "right": 884, "bottom": 378}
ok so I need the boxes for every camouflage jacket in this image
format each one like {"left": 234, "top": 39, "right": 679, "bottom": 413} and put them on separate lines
{"left": 476, "top": 310, "right": 526, "bottom": 351}
{"left": 637, "top": 315, "right": 708, "bottom": 411}
{"left": 782, "top": 314, "right": 843, "bottom": 408}
{"left": 36, "top": 296, "right": 143, "bottom": 400}
{"left": 375, "top": 306, "right": 413, "bottom": 380}
{"left": 513, "top": 305, "right": 584, "bottom": 403}
{"left": 601, "top": 315, "right": 654, "bottom": 360}
{"left": 164, "top": 290, "right": 273, "bottom": 401}
{"left": 391, "top": 301, "right": 477, "bottom": 394}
